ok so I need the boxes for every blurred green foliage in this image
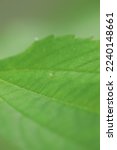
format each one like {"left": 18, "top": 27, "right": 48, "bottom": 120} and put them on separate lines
{"left": 0, "top": 0, "right": 99, "bottom": 58}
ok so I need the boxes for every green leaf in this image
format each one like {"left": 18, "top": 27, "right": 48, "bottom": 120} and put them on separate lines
{"left": 0, "top": 35, "right": 100, "bottom": 150}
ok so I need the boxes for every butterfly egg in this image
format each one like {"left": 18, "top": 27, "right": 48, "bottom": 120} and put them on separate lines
{"left": 49, "top": 72, "right": 54, "bottom": 77}
{"left": 34, "top": 37, "right": 39, "bottom": 41}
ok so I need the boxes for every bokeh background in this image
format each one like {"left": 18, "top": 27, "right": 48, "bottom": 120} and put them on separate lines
{"left": 0, "top": 0, "right": 99, "bottom": 59}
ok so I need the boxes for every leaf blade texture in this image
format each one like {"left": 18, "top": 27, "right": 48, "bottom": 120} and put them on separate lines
{"left": 0, "top": 35, "right": 100, "bottom": 150}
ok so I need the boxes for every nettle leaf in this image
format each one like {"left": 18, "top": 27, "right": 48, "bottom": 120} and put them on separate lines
{"left": 0, "top": 35, "right": 100, "bottom": 150}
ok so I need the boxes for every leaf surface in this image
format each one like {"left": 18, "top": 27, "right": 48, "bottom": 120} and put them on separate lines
{"left": 0, "top": 35, "right": 100, "bottom": 150}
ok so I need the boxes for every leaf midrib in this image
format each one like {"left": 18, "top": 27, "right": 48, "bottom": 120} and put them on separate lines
{"left": 0, "top": 68, "right": 99, "bottom": 74}
{"left": 0, "top": 77, "right": 99, "bottom": 115}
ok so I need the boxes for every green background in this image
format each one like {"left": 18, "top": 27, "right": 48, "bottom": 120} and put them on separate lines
{"left": 0, "top": 0, "right": 99, "bottom": 59}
